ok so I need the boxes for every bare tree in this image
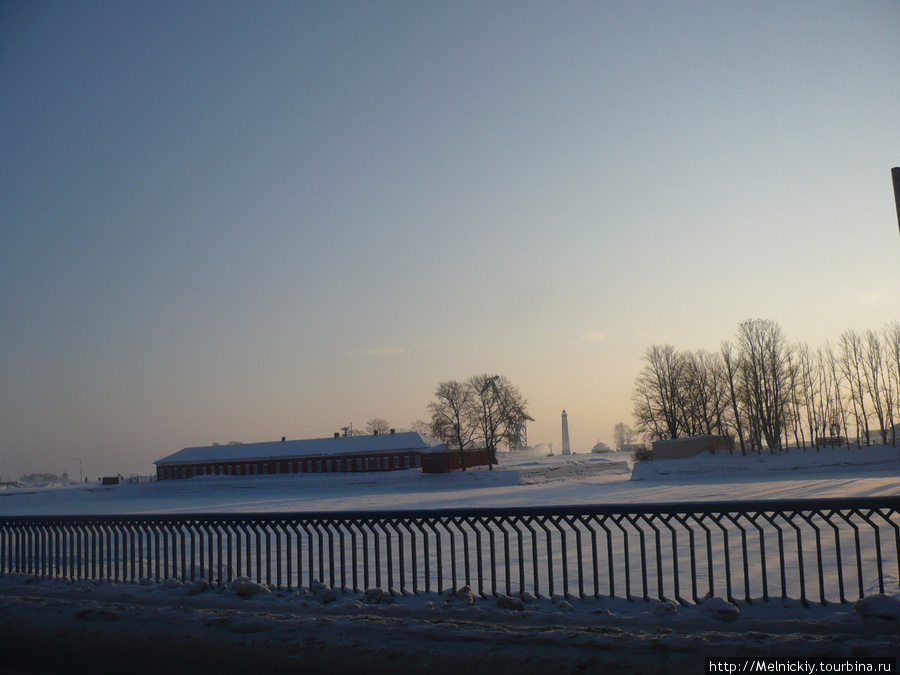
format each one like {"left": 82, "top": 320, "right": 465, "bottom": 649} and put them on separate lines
{"left": 824, "top": 341, "right": 851, "bottom": 449}
{"left": 632, "top": 320, "right": 900, "bottom": 457}
{"left": 884, "top": 321, "right": 900, "bottom": 446}
{"left": 736, "top": 319, "right": 791, "bottom": 452}
{"left": 683, "top": 349, "right": 729, "bottom": 438}
{"left": 720, "top": 340, "right": 747, "bottom": 455}
{"left": 796, "top": 342, "right": 820, "bottom": 450}
{"left": 612, "top": 423, "right": 635, "bottom": 451}
{"left": 365, "top": 418, "right": 391, "bottom": 436}
{"left": 862, "top": 329, "right": 890, "bottom": 444}
{"left": 631, "top": 345, "right": 683, "bottom": 441}
{"left": 427, "top": 380, "right": 476, "bottom": 470}
{"left": 785, "top": 347, "right": 805, "bottom": 451}
{"left": 468, "top": 374, "right": 529, "bottom": 470}
{"left": 428, "top": 375, "right": 529, "bottom": 471}
{"left": 407, "top": 419, "right": 435, "bottom": 437}
{"left": 840, "top": 329, "right": 870, "bottom": 447}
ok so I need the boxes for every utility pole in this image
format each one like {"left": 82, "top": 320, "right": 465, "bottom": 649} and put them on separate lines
{"left": 892, "top": 167, "right": 900, "bottom": 239}
{"left": 74, "top": 457, "right": 83, "bottom": 483}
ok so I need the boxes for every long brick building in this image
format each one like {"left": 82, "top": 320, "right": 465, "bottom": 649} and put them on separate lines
{"left": 155, "top": 431, "right": 446, "bottom": 481}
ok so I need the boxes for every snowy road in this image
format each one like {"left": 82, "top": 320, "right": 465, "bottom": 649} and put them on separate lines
{"left": 1, "top": 575, "right": 898, "bottom": 675}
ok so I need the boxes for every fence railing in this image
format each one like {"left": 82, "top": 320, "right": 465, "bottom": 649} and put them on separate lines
{"left": 2, "top": 497, "right": 898, "bottom": 606}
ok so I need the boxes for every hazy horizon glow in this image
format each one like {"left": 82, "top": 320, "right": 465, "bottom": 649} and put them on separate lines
{"left": 2, "top": 2, "right": 899, "bottom": 480}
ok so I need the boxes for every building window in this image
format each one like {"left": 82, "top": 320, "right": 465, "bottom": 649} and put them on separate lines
{"left": 404, "top": 456, "right": 410, "bottom": 468}
{"left": 275, "top": 462, "right": 281, "bottom": 474}
{"left": 394, "top": 456, "right": 400, "bottom": 469}
{"left": 253, "top": 464, "right": 258, "bottom": 475}
{"left": 415, "top": 455, "right": 421, "bottom": 468}
{"left": 287, "top": 461, "right": 293, "bottom": 473}
{"left": 181, "top": 468, "right": 186, "bottom": 479}
{"left": 357, "top": 458, "right": 363, "bottom": 471}
{"left": 325, "top": 459, "right": 331, "bottom": 472}
{"left": 316, "top": 460, "right": 322, "bottom": 473}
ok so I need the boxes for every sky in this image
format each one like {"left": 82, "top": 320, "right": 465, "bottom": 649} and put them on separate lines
{"left": 2, "top": 1, "right": 899, "bottom": 481}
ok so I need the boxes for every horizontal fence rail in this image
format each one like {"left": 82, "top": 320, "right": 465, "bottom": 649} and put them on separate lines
{"left": 2, "top": 498, "right": 899, "bottom": 606}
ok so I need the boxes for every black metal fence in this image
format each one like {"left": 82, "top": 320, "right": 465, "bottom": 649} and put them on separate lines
{"left": 2, "top": 497, "right": 898, "bottom": 606}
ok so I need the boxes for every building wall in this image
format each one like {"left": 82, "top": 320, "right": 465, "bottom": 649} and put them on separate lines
{"left": 652, "top": 435, "right": 730, "bottom": 460}
{"left": 420, "top": 449, "right": 493, "bottom": 474}
{"left": 156, "top": 451, "right": 422, "bottom": 481}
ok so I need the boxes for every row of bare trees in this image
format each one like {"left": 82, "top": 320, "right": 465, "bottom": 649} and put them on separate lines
{"left": 426, "top": 374, "right": 530, "bottom": 470}
{"left": 632, "top": 319, "right": 900, "bottom": 454}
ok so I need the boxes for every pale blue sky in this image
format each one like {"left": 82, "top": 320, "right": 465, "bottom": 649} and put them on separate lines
{"left": 2, "top": 1, "right": 899, "bottom": 480}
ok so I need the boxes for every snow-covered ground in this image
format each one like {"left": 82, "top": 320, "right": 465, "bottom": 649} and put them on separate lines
{"left": 2, "top": 445, "right": 900, "bottom": 516}
{"left": 2, "top": 446, "right": 899, "bottom": 673}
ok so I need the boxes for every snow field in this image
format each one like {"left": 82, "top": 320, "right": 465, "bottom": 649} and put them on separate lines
{"left": 2, "top": 449, "right": 900, "bottom": 607}
{"left": 3, "top": 500, "right": 898, "bottom": 607}
{"left": 3, "top": 449, "right": 900, "bottom": 670}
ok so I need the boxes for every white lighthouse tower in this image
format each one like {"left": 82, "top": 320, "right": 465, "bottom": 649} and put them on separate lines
{"left": 561, "top": 410, "right": 571, "bottom": 456}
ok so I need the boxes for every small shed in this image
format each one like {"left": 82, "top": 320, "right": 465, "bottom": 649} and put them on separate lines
{"left": 651, "top": 435, "right": 731, "bottom": 460}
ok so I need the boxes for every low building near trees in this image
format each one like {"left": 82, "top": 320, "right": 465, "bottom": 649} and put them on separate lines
{"left": 651, "top": 435, "right": 731, "bottom": 460}
{"left": 155, "top": 431, "right": 445, "bottom": 481}
{"left": 419, "top": 447, "right": 494, "bottom": 474}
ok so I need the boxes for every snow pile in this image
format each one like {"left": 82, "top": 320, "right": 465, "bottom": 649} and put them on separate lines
{"left": 516, "top": 458, "right": 629, "bottom": 484}
{"left": 854, "top": 594, "right": 900, "bottom": 621}
{"left": 631, "top": 444, "right": 900, "bottom": 481}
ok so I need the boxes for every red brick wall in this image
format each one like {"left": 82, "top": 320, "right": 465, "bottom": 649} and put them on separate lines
{"left": 157, "top": 452, "right": 423, "bottom": 480}
{"left": 421, "top": 450, "right": 493, "bottom": 474}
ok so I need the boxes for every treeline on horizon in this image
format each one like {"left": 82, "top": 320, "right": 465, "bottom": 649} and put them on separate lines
{"left": 632, "top": 318, "right": 900, "bottom": 455}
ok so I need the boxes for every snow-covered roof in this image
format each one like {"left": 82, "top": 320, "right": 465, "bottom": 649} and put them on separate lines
{"left": 155, "top": 432, "right": 444, "bottom": 466}
{"left": 419, "top": 445, "right": 482, "bottom": 454}
{"left": 652, "top": 435, "right": 719, "bottom": 445}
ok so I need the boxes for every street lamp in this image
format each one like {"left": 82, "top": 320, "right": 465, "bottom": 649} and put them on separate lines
{"left": 74, "top": 458, "right": 83, "bottom": 483}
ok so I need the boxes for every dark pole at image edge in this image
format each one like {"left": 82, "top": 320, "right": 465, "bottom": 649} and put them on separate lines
{"left": 892, "top": 167, "right": 900, "bottom": 239}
